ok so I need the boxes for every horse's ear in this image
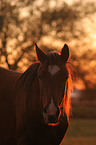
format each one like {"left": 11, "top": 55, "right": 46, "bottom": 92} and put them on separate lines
{"left": 61, "top": 44, "right": 70, "bottom": 62}
{"left": 35, "top": 43, "right": 46, "bottom": 62}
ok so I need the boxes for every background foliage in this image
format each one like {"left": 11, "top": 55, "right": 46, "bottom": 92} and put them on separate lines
{"left": 0, "top": 0, "right": 96, "bottom": 108}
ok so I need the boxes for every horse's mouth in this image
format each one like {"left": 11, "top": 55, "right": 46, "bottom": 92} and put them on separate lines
{"left": 43, "top": 112, "right": 59, "bottom": 125}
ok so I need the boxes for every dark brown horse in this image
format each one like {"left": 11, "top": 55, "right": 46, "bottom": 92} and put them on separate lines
{"left": 0, "top": 43, "right": 71, "bottom": 145}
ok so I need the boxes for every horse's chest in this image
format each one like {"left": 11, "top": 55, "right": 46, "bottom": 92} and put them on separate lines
{"left": 29, "top": 125, "right": 56, "bottom": 145}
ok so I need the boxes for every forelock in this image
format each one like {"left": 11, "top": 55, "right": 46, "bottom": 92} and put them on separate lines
{"left": 46, "top": 52, "right": 61, "bottom": 65}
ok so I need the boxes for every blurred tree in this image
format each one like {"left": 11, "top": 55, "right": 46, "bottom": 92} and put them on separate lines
{"left": 0, "top": 0, "right": 79, "bottom": 71}
{"left": 0, "top": 0, "right": 36, "bottom": 70}
{"left": 0, "top": 0, "right": 96, "bottom": 89}
{"left": 71, "top": 49, "right": 96, "bottom": 89}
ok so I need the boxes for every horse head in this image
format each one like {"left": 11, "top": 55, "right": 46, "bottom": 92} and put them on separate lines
{"left": 35, "top": 43, "right": 71, "bottom": 125}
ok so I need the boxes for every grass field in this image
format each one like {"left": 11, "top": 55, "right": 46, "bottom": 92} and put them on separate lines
{"left": 61, "top": 119, "right": 96, "bottom": 145}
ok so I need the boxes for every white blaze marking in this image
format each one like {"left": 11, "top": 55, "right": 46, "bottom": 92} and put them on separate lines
{"left": 48, "top": 98, "right": 57, "bottom": 115}
{"left": 48, "top": 65, "right": 60, "bottom": 75}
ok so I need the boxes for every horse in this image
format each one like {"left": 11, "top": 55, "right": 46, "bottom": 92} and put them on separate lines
{"left": 0, "top": 43, "right": 71, "bottom": 145}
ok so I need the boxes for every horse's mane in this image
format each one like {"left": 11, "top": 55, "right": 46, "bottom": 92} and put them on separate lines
{"left": 46, "top": 52, "right": 61, "bottom": 65}
{"left": 16, "top": 62, "right": 40, "bottom": 110}
{"left": 18, "top": 63, "right": 40, "bottom": 86}
{"left": 16, "top": 63, "right": 40, "bottom": 128}
{"left": 62, "top": 77, "right": 71, "bottom": 120}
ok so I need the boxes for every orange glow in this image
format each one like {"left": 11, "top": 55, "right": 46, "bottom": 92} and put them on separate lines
{"left": 73, "top": 79, "right": 86, "bottom": 90}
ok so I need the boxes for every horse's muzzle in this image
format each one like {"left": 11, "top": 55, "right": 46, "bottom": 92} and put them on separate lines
{"left": 43, "top": 106, "right": 60, "bottom": 124}
{"left": 47, "top": 115, "right": 58, "bottom": 123}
